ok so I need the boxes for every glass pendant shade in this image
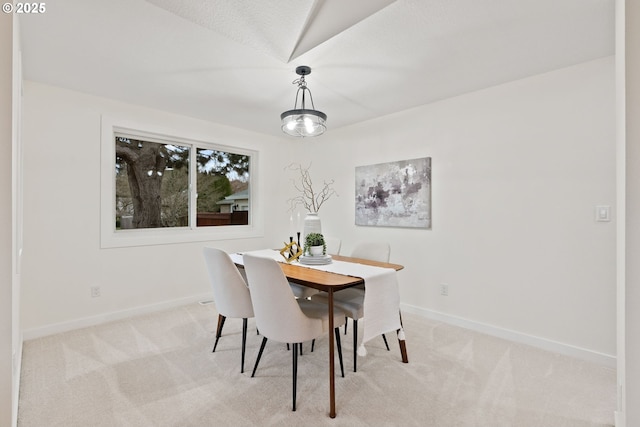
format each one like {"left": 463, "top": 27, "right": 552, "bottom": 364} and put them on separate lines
{"left": 281, "top": 108, "right": 327, "bottom": 137}
{"left": 281, "top": 66, "right": 327, "bottom": 137}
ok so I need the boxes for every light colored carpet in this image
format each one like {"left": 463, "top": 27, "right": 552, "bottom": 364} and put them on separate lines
{"left": 18, "top": 303, "right": 616, "bottom": 427}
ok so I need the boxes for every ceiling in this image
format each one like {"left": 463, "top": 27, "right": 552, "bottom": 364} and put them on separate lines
{"left": 19, "top": 0, "right": 615, "bottom": 138}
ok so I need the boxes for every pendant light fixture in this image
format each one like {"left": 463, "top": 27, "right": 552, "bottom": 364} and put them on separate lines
{"left": 280, "top": 66, "right": 327, "bottom": 137}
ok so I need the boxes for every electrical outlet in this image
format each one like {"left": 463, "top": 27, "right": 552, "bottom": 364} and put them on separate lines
{"left": 595, "top": 205, "right": 611, "bottom": 222}
{"left": 90, "top": 286, "right": 101, "bottom": 298}
{"left": 440, "top": 283, "right": 449, "bottom": 296}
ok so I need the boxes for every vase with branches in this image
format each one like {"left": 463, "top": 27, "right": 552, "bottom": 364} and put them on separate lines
{"left": 285, "top": 163, "right": 338, "bottom": 242}
{"left": 285, "top": 163, "right": 338, "bottom": 213}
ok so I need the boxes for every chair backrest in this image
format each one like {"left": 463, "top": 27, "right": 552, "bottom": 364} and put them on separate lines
{"left": 203, "top": 247, "right": 254, "bottom": 319}
{"left": 350, "top": 241, "right": 391, "bottom": 263}
{"left": 324, "top": 236, "right": 341, "bottom": 255}
{"left": 243, "top": 253, "right": 321, "bottom": 343}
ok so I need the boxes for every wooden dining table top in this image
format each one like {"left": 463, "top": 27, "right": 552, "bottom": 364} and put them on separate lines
{"left": 276, "top": 254, "right": 404, "bottom": 292}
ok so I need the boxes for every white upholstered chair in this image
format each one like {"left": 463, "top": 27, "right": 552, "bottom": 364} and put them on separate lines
{"left": 289, "top": 283, "right": 320, "bottom": 299}
{"left": 312, "top": 241, "right": 392, "bottom": 372}
{"left": 203, "top": 247, "right": 255, "bottom": 373}
{"left": 349, "top": 241, "right": 390, "bottom": 264}
{"left": 324, "top": 236, "right": 342, "bottom": 256}
{"left": 243, "top": 253, "right": 346, "bottom": 411}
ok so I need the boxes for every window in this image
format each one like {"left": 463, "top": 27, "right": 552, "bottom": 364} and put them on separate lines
{"left": 115, "top": 138, "right": 190, "bottom": 229}
{"left": 195, "top": 148, "right": 250, "bottom": 227}
{"left": 101, "top": 116, "right": 260, "bottom": 248}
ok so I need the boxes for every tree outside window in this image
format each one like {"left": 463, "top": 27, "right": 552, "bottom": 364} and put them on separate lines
{"left": 115, "top": 136, "right": 250, "bottom": 229}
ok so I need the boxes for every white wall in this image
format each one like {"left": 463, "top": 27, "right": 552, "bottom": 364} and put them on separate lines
{"left": 20, "top": 82, "right": 294, "bottom": 335}
{"left": 10, "top": 15, "right": 23, "bottom": 427}
{"left": 624, "top": 0, "right": 640, "bottom": 424}
{"left": 1, "top": 10, "right": 14, "bottom": 427}
{"left": 20, "top": 57, "right": 616, "bottom": 366}
{"left": 301, "top": 57, "right": 617, "bottom": 360}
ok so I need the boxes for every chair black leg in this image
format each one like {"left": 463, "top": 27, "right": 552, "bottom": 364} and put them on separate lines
{"left": 344, "top": 316, "right": 348, "bottom": 335}
{"left": 300, "top": 343, "right": 303, "bottom": 356}
{"left": 334, "top": 328, "right": 344, "bottom": 378}
{"left": 213, "top": 314, "right": 226, "bottom": 352}
{"left": 382, "top": 333, "right": 390, "bottom": 351}
{"left": 241, "top": 318, "right": 248, "bottom": 373}
{"left": 353, "top": 319, "right": 358, "bottom": 372}
{"left": 251, "top": 337, "right": 268, "bottom": 378}
{"left": 311, "top": 339, "right": 315, "bottom": 352}
{"left": 292, "top": 342, "right": 298, "bottom": 411}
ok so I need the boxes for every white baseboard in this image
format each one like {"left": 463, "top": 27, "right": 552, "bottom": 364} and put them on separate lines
{"left": 400, "top": 303, "right": 616, "bottom": 368}
{"left": 22, "top": 293, "right": 214, "bottom": 341}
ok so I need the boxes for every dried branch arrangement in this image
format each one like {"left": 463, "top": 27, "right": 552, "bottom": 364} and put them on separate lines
{"left": 285, "top": 163, "right": 338, "bottom": 213}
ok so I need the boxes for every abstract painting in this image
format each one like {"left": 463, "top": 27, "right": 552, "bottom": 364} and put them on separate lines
{"left": 355, "top": 157, "right": 431, "bottom": 228}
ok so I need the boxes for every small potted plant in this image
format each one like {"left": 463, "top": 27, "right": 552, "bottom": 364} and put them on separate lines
{"left": 304, "top": 232, "right": 326, "bottom": 256}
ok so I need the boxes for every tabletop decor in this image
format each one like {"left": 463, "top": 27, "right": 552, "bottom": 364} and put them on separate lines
{"left": 285, "top": 163, "right": 338, "bottom": 241}
{"left": 279, "top": 240, "right": 303, "bottom": 263}
{"left": 304, "top": 232, "right": 326, "bottom": 256}
{"left": 355, "top": 157, "right": 432, "bottom": 229}
{"left": 298, "top": 254, "right": 332, "bottom": 265}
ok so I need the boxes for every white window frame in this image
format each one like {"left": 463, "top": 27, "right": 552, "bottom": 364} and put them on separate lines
{"left": 100, "top": 115, "right": 262, "bottom": 248}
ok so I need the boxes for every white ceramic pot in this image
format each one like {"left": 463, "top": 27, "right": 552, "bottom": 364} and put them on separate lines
{"left": 309, "top": 245, "right": 324, "bottom": 256}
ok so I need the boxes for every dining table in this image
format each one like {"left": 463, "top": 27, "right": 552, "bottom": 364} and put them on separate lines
{"left": 231, "top": 249, "right": 407, "bottom": 418}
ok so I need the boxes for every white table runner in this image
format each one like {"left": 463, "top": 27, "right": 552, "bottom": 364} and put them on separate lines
{"left": 231, "top": 250, "right": 403, "bottom": 355}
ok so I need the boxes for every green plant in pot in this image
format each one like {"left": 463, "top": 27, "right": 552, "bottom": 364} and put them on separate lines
{"left": 304, "top": 232, "right": 326, "bottom": 256}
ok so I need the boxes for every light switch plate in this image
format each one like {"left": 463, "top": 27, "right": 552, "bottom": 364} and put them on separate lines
{"left": 595, "top": 205, "right": 611, "bottom": 222}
